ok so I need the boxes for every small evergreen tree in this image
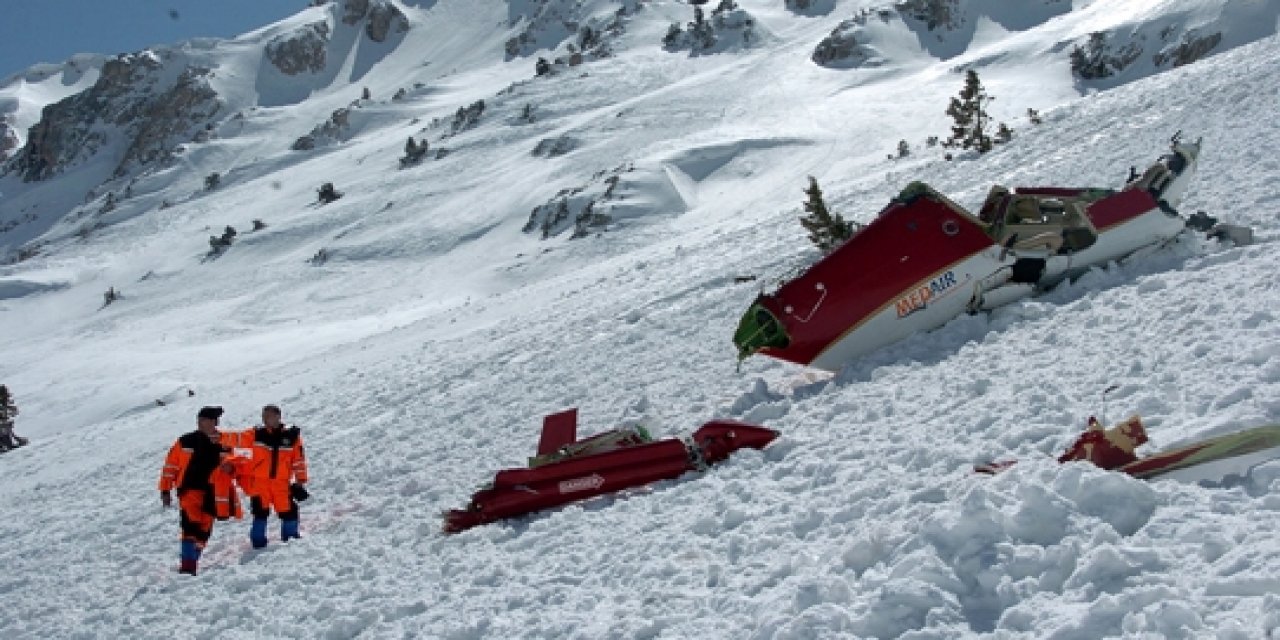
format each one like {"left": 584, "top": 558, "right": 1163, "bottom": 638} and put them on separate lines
{"left": 1026, "top": 108, "right": 1042, "bottom": 125}
{"left": 205, "top": 172, "right": 221, "bottom": 191}
{"left": 943, "top": 70, "right": 1010, "bottom": 155}
{"left": 798, "top": 176, "right": 854, "bottom": 253}
{"left": 535, "top": 57, "right": 552, "bottom": 76}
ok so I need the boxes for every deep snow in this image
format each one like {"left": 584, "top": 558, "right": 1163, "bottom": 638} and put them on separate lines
{"left": 1, "top": 1, "right": 1279, "bottom": 638}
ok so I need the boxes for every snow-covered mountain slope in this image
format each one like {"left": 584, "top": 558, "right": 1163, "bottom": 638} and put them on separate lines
{"left": 1, "top": 0, "right": 1279, "bottom": 638}
{"left": 0, "top": 55, "right": 106, "bottom": 160}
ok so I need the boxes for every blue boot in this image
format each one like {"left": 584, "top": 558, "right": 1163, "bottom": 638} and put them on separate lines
{"left": 281, "top": 518, "right": 300, "bottom": 542}
{"left": 179, "top": 540, "right": 201, "bottom": 575}
{"left": 250, "top": 518, "right": 269, "bottom": 549}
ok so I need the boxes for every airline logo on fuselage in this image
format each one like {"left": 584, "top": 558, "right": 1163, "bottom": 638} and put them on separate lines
{"left": 896, "top": 271, "right": 959, "bottom": 318}
{"left": 559, "top": 474, "right": 605, "bottom": 494}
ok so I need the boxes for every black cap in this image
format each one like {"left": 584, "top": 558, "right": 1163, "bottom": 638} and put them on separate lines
{"left": 197, "top": 406, "right": 224, "bottom": 420}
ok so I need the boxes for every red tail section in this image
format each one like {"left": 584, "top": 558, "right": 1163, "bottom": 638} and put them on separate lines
{"left": 537, "top": 408, "right": 578, "bottom": 456}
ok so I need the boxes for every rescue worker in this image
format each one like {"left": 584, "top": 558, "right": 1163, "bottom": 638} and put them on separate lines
{"left": 226, "top": 404, "right": 310, "bottom": 548}
{"left": 158, "top": 406, "right": 246, "bottom": 575}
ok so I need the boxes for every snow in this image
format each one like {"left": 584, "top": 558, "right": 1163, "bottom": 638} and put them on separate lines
{"left": 1, "top": 0, "right": 1280, "bottom": 638}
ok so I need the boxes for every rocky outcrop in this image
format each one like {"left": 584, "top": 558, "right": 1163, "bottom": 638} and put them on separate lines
{"left": 1069, "top": 32, "right": 1142, "bottom": 80}
{"left": 523, "top": 163, "right": 634, "bottom": 239}
{"left": 266, "top": 22, "right": 330, "bottom": 75}
{"left": 4, "top": 51, "right": 222, "bottom": 183}
{"left": 342, "top": 0, "right": 409, "bottom": 42}
{"left": 266, "top": 0, "right": 407, "bottom": 76}
{"left": 119, "top": 67, "right": 219, "bottom": 172}
{"left": 505, "top": 0, "right": 643, "bottom": 60}
{"left": 365, "top": 1, "right": 409, "bottom": 42}
{"left": 1153, "top": 31, "right": 1222, "bottom": 68}
{"left": 0, "top": 119, "right": 17, "bottom": 161}
{"left": 813, "top": 17, "right": 877, "bottom": 68}
{"left": 894, "top": 0, "right": 960, "bottom": 31}
{"left": 662, "top": 3, "right": 759, "bottom": 56}
{"left": 291, "top": 107, "right": 352, "bottom": 151}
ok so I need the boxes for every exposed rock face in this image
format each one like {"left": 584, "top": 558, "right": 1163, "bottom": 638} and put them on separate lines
{"left": 523, "top": 163, "right": 634, "bottom": 239}
{"left": 0, "top": 119, "right": 17, "bottom": 161}
{"left": 291, "top": 107, "right": 352, "bottom": 151}
{"left": 119, "top": 67, "right": 219, "bottom": 172}
{"left": 5, "top": 51, "right": 221, "bottom": 182}
{"left": 342, "top": 0, "right": 409, "bottom": 42}
{"left": 266, "top": 22, "right": 330, "bottom": 75}
{"left": 506, "top": 0, "right": 642, "bottom": 60}
{"left": 267, "top": 0, "right": 407, "bottom": 76}
{"left": 895, "top": 0, "right": 961, "bottom": 31}
{"left": 662, "top": 4, "right": 759, "bottom": 56}
{"left": 1154, "top": 31, "right": 1222, "bottom": 68}
{"left": 812, "top": 19, "right": 874, "bottom": 68}
{"left": 364, "top": 1, "right": 409, "bottom": 42}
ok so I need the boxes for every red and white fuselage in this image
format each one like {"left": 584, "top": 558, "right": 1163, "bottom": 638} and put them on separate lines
{"left": 734, "top": 138, "right": 1201, "bottom": 372}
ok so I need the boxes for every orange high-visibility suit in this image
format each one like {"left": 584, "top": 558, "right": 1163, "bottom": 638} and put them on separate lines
{"left": 158, "top": 431, "right": 246, "bottom": 571}
{"left": 225, "top": 425, "right": 308, "bottom": 545}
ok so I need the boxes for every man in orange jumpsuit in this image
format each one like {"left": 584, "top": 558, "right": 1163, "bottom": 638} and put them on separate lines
{"left": 226, "top": 404, "right": 310, "bottom": 548}
{"left": 158, "top": 406, "right": 245, "bottom": 575}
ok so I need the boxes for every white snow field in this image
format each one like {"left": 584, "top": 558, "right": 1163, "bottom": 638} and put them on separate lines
{"left": 1, "top": 1, "right": 1279, "bottom": 638}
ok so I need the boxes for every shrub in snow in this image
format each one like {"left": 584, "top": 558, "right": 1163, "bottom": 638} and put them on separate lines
{"left": 208, "top": 225, "right": 237, "bottom": 253}
{"left": 204, "top": 172, "right": 221, "bottom": 191}
{"left": 888, "top": 139, "right": 910, "bottom": 160}
{"left": 401, "top": 137, "right": 429, "bottom": 167}
{"left": 798, "top": 176, "right": 855, "bottom": 254}
{"left": 317, "top": 182, "right": 343, "bottom": 204}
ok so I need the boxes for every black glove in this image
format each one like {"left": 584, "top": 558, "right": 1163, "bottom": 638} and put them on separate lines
{"left": 160, "top": 491, "right": 172, "bottom": 508}
{"left": 290, "top": 483, "right": 310, "bottom": 502}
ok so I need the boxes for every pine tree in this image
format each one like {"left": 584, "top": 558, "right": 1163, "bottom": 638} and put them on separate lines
{"left": 798, "top": 176, "right": 854, "bottom": 253}
{"left": 943, "top": 70, "right": 1011, "bottom": 154}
